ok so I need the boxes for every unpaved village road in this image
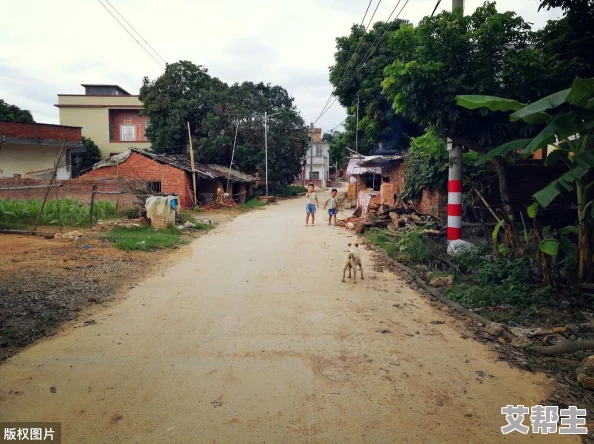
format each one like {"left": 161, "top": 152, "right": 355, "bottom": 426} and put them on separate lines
{"left": 0, "top": 189, "right": 579, "bottom": 444}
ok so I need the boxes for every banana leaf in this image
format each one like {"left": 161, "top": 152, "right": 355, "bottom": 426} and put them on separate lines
{"left": 509, "top": 89, "right": 570, "bottom": 122}
{"left": 533, "top": 165, "right": 590, "bottom": 207}
{"left": 539, "top": 239, "right": 559, "bottom": 256}
{"left": 477, "top": 139, "right": 532, "bottom": 164}
{"left": 566, "top": 78, "right": 594, "bottom": 108}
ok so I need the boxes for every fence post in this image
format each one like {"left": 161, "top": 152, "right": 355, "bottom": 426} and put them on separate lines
{"left": 89, "top": 185, "right": 97, "bottom": 227}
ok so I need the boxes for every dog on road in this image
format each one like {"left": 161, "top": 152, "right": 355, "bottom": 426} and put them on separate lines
{"left": 342, "top": 243, "right": 364, "bottom": 283}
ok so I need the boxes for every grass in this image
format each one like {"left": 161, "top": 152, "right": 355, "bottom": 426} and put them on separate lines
{"left": 194, "top": 222, "right": 211, "bottom": 230}
{"left": 0, "top": 198, "right": 117, "bottom": 228}
{"left": 104, "top": 226, "right": 185, "bottom": 251}
{"left": 239, "top": 199, "right": 266, "bottom": 211}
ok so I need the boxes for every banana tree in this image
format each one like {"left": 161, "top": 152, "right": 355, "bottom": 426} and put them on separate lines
{"left": 456, "top": 77, "right": 594, "bottom": 283}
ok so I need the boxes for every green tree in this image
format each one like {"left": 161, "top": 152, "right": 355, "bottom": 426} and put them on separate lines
{"left": 0, "top": 99, "right": 34, "bottom": 123}
{"left": 328, "top": 131, "right": 348, "bottom": 168}
{"left": 382, "top": 2, "right": 550, "bottom": 215}
{"left": 537, "top": 0, "right": 594, "bottom": 91}
{"left": 71, "top": 137, "right": 101, "bottom": 178}
{"left": 140, "top": 61, "right": 225, "bottom": 153}
{"left": 141, "top": 62, "right": 307, "bottom": 187}
{"left": 329, "top": 21, "right": 422, "bottom": 155}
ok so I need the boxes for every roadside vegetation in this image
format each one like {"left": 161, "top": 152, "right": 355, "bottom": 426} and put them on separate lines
{"left": 0, "top": 198, "right": 117, "bottom": 229}
{"left": 104, "top": 226, "right": 185, "bottom": 251}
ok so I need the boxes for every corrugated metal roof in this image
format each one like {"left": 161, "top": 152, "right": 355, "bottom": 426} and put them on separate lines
{"left": 346, "top": 156, "right": 381, "bottom": 175}
{"left": 357, "top": 154, "right": 405, "bottom": 167}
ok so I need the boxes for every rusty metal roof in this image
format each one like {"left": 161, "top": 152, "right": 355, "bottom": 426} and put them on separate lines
{"left": 346, "top": 156, "right": 381, "bottom": 175}
{"left": 128, "top": 149, "right": 256, "bottom": 183}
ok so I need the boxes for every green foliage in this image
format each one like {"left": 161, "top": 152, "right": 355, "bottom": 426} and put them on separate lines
{"left": 400, "top": 129, "right": 448, "bottom": 201}
{"left": 329, "top": 21, "right": 422, "bottom": 156}
{"left": 382, "top": 2, "right": 549, "bottom": 155}
{"left": 279, "top": 185, "right": 307, "bottom": 196}
{"left": 458, "top": 77, "right": 594, "bottom": 282}
{"left": 537, "top": 0, "right": 594, "bottom": 92}
{"left": 194, "top": 222, "right": 211, "bottom": 230}
{"left": 0, "top": 199, "right": 116, "bottom": 228}
{"left": 239, "top": 198, "right": 266, "bottom": 211}
{"left": 447, "top": 257, "right": 535, "bottom": 308}
{"left": 328, "top": 131, "right": 348, "bottom": 167}
{"left": 140, "top": 61, "right": 308, "bottom": 187}
{"left": 72, "top": 137, "right": 102, "bottom": 178}
{"left": 105, "top": 226, "right": 184, "bottom": 251}
{"left": 0, "top": 99, "right": 34, "bottom": 123}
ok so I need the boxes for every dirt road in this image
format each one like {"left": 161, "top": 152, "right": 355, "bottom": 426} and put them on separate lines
{"left": 0, "top": 189, "right": 579, "bottom": 443}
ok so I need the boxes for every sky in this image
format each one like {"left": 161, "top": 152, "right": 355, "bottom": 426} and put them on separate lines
{"left": 0, "top": 0, "right": 561, "bottom": 133}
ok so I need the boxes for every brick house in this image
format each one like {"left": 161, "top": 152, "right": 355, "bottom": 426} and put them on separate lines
{"left": 79, "top": 149, "right": 256, "bottom": 208}
{"left": 0, "top": 120, "right": 84, "bottom": 180}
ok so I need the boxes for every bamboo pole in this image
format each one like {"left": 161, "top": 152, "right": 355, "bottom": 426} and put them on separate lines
{"left": 187, "top": 122, "right": 197, "bottom": 206}
{"left": 33, "top": 138, "right": 67, "bottom": 232}
{"left": 0, "top": 184, "right": 63, "bottom": 191}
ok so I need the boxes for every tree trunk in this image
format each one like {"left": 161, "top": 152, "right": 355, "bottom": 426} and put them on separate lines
{"left": 490, "top": 156, "right": 523, "bottom": 257}
{"left": 490, "top": 156, "right": 515, "bottom": 217}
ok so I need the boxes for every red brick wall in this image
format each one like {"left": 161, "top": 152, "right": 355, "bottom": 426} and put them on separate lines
{"left": 109, "top": 110, "right": 149, "bottom": 143}
{"left": 80, "top": 152, "right": 194, "bottom": 208}
{"left": 0, "top": 178, "right": 136, "bottom": 208}
{"left": 0, "top": 121, "right": 81, "bottom": 143}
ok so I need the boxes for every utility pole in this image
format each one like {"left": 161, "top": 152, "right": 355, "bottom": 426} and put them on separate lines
{"left": 265, "top": 111, "right": 268, "bottom": 197}
{"left": 187, "top": 122, "right": 197, "bottom": 206}
{"left": 309, "top": 122, "right": 314, "bottom": 184}
{"left": 355, "top": 94, "right": 360, "bottom": 155}
{"left": 448, "top": 0, "right": 464, "bottom": 244}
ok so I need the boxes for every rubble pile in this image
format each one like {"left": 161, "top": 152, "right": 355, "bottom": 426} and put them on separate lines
{"left": 338, "top": 203, "right": 445, "bottom": 235}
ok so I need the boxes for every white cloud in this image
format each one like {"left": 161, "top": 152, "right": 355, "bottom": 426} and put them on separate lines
{"left": 0, "top": 0, "right": 561, "bottom": 131}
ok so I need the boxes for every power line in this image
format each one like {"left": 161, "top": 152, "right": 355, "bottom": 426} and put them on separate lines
{"left": 315, "top": 0, "right": 411, "bottom": 123}
{"left": 103, "top": 0, "right": 168, "bottom": 65}
{"left": 314, "top": 0, "right": 377, "bottom": 125}
{"left": 366, "top": 0, "right": 383, "bottom": 28}
{"left": 328, "top": 118, "right": 347, "bottom": 133}
{"left": 97, "top": 0, "right": 165, "bottom": 69}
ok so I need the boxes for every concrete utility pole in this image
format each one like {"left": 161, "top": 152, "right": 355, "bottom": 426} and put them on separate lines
{"left": 355, "top": 94, "right": 360, "bottom": 155}
{"left": 309, "top": 122, "right": 314, "bottom": 183}
{"left": 447, "top": 0, "right": 464, "bottom": 244}
{"left": 265, "top": 112, "right": 268, "bottom": 197}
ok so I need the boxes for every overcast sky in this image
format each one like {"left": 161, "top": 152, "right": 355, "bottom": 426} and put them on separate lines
{"left": 0, "top": 0, "right": 560, "bottom": 132}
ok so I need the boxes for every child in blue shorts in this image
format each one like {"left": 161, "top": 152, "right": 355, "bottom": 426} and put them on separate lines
{"left": 324, "top": 188, "right": 339, "bottom": 226}
{"left": 305, "top": 184, "right": 319, "bottom": 226}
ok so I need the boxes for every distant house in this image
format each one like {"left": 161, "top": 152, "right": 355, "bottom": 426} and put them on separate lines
{"left": 55, "top": 84, "right": 151, "bottom": 159}
{"left": 0, "top": 120, "right": 83, "bottom": 180}
{"left": 299, "top": 127, "right": 330, "bottom": 187}
{"left": 79, "top": 149, "right": 256, "bottom": 209}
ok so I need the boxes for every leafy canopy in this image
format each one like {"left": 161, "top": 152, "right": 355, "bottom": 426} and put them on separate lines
{"left": 382, "top": 2, "right": 550, "bottom": 153}
{"left": 0, "top": 99, "right": 34, "bottom": 123}
{"left": 140, "top": 61, "right": 308, "bottom": 188}
{"left": 329, "top": 21, "right": 422, "bottom": 155}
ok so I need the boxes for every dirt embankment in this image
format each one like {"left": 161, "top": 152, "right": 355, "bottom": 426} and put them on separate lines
{"left": 0, "top": 233, "right": 156, "bottom": 361}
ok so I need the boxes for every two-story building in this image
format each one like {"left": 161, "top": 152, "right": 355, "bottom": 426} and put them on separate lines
{"left": 302, "top": 127, "right": 329, "bottom": 187}
{"left": 55, "top": 84, "right": 151, "bottom": 159}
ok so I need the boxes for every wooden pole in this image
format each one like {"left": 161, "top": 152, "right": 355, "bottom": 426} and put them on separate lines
{"left": 187, "top": 122, "right": 197, "bottom": 207}
{"left": 89, "top": 185, "right": 97, "bottom": 227}
{"left": 33, "top": 138, "right": 67, "bottom": 232}
{"left": 115, "top": 161, "right": 120, "bottom": 214}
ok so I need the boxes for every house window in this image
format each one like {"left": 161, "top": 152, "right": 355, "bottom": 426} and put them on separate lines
{"left": 144, "top": 119, "right": 149, "bottom": 138}
{"left": 309, "top": 171, "right": 320, "bottom": 180}
{"left": 109, "top": 123, "right": 114, "bottom": 142}
{"left": 147, "top": 181, "right": 162, "bottom": 193}
{"left": 120, "top": 124, "right": 136, "bottom": 142}
{"left": 316, "top": 145, "right": 323, "bottom": 156}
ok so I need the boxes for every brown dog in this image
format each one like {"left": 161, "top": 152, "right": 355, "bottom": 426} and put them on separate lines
{"left": 342, "top": 243, "right": 364, "bottom": 283}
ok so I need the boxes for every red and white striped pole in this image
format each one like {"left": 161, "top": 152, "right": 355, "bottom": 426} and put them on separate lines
{"left": 447, "top": 139, "right": 462, "bottom": 242}
{"left": 448, "top": 0, "right": 464, "bottom": 244}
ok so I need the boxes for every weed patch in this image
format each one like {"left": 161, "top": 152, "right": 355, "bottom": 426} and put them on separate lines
{"left": 104, "top": 226, "right": 185, "bottom": 251}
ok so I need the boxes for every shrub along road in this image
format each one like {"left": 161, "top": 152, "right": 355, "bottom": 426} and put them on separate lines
{"left": 0, "top": 188, "right": 578, "bottom": 443}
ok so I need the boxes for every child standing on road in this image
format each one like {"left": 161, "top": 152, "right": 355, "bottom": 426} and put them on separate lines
{"left": 324, "top": 188, "right": 339, "bottom": 226}
{"left": 305, "top": 184, "right": 319, "bottom": 226}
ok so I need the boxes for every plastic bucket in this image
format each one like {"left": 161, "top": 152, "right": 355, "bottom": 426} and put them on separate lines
{"left": 200, "top": 193, "right": 213, "bottom": 204}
